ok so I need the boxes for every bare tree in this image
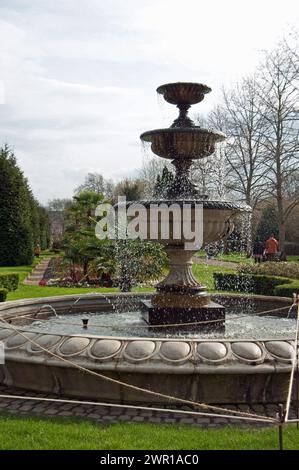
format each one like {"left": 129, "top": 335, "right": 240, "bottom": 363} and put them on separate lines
{"left": 75, "top": 172, "right": 114, "bottom": 199}
{"left": 47, "top": 198, "right": 72, "bottom": 211}
{"left": 112, "top": 178, "right": 146, "bottom": 202}
{"left": 207, "top": 77, "right": 269, "bottom": 208}
{"left": 138, "top": 157, "right": 173, "bottom": 197}
{"left": 256, "top": 40, "right": 299, "bottom": 256}
{"left": 190, "top": 146, "right": 229, "bottom": 199}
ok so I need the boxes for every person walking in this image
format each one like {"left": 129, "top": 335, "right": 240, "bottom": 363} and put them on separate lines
{"left": 252, "top": 239, "right": 264, "bottom": 263}
{"left": 265, "top": 234, "right": 279, "bottom": 261}
{"left": 34, "top": 243, "right": 41, "bottom": 258}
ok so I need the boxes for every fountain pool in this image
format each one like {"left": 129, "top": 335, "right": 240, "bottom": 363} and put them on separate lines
{"left": 0, "top": 293, "right": 297, "bottom": 405}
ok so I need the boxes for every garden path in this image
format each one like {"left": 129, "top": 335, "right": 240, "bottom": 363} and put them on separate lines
{"left": 23, "top": 258, "right": 52, "bottom": 286}
{"left": 193, "top": 257, "right": 238, "bottom": 269}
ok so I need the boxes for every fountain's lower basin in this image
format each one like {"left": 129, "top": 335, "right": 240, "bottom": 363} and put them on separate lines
{"left": 0, "top": 293, "right": 297, "bottom": 404}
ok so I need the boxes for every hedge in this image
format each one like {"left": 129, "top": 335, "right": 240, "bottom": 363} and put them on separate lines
{"left": 0, "top": 273, "right": 19, "bottom": 291}
{"left": 0, "top": 288, "right": 8, "bottom": 302}
{"left": 274, "top": 279, "right": 299, "bottom": 297}
{"left": 213, "top": 272, "right": 292, "bottom": 296}
{"left": 285, "top": 242, "right": 299, "bottom": 256}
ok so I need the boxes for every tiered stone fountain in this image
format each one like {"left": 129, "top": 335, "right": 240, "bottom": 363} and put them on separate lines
{"left": 138, "top": 82, "right": 249, "bottom": 328}
{"left": 0, "top": 82, "right": 295, "bottom": 406}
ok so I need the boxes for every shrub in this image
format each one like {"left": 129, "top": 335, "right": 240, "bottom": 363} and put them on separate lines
{"left": 274, "top": 279, "right": 299, "bottom": 297}
{"left": 0, "top": 273, "right": 19, "bottom": 291}
{"left": 213, "top": 272, "right": 291, "bottom": 296}
{"left": 237, "top": 262, "right": 299, "bottom": 279}
{"left": 285, "top": 242, "right": 299, "bottom": 256}
{"left": 0, "top": 288, "right": 8, "bottom": 302}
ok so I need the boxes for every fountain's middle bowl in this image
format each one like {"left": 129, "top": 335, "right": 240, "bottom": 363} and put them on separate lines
{"left": 117, "top": 199, "right": 251, "bottom": 247}
{"left": 140, "top": 128, "right": 226, "bottom": 159}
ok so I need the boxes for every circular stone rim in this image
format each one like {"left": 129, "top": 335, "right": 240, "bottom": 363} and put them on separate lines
{"left": 115, "top": 199, "right": 252, "bottom": 213}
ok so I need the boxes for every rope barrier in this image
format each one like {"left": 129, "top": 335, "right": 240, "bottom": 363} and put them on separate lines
{"left": 0, "top": 316, "right": 276, "bottom": 423}
{"left": 284, "top": 294, "right": 299, "bottom": 423}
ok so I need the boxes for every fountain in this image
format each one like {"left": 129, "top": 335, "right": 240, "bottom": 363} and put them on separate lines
{"left": 0, "top": 82, "right": 297, "bottom": 405}
{"left": 137, "top": 82, "right": 250, "bottom": 328}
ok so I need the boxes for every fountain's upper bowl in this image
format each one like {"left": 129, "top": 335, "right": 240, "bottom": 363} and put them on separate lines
{"left": 140, "top": 127, "right": 226, "bottom": 160}
{"left": 157, "top": 82, "right": 211, "bottom": 105}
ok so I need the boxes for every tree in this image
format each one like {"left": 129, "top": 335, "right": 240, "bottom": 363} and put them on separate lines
{"left": 113, "top": 178, "right": 146, "bottom": 202}
{"left": 63, "top": 191, "right": 108, "bottom": 277}
{"left": 138, "top": 157, "right": 172, "bottom": 197}
{"left": 47, "top": 198, "right": 72, "bottom": 248}
{"left": 256, "top": 40, "right": 299, "bottom": 256}
{"left": 153, "top": 166, "right": 174, "bottom": 198}
{"left": 47, "top": 198, "right": 72, "bottom": 211}
{"left": 75, "top": 172, "right": 114, "bottom": 199}
{"left": 256, "top": 203, "right": 279, "bottom": 242}
{"left": 36, "top": 205, "right": 51, "bottom": 250}
{"left": 207, "top": 77, "right": 268, "bottom": 208}
{"left": 0, "top": 145, "right": 34, "bottom": 265}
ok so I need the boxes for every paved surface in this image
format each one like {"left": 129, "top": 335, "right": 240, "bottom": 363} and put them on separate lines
{"left": 23, "top": 258, "right": 51, "bottom": 285}
{"left": 0, "top": 384, "right": 297, "bottom": 427}
{"left": 192, "top": 257, "right": 239, "bottom": 269}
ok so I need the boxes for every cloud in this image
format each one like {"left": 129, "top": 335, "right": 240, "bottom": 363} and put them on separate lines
{"left": 0, "top": 0, "right": 298, "bottom": 203}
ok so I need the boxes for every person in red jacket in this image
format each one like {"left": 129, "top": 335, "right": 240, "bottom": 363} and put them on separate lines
{"left": 265, "top": 234, "right": 279, "bottom": 261}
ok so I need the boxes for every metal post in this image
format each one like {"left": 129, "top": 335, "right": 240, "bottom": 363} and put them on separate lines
{"left": 277, "top": 404, "right": 284, "bottom": 451}
{"left": 297, "top": 344, "right": 299, "bottom": 430}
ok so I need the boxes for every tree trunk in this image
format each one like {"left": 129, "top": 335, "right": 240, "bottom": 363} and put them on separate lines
{"left": 83, "top": 260, "right": 89, "bottom": 278}
{"left": 277, "top": 192, "right": 286, "bottom": 260}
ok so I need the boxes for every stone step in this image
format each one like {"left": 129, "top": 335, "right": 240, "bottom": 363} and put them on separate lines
{"left": 23, "top": 257, "right": 52, "bottom": 285}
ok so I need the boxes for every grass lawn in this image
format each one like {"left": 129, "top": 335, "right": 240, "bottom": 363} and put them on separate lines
{"left": 0, "top": 261, "right": 40, "bottom": 283}
{"left": 196, "top": 250, "right": 253, "bottom": 264}
{"left": 287, "top": 255, "right": 299, "bottom": 262}
{"left": 2, "top": 250, "right": 298, "bottom": 302}
{"left": 6, "top": 284, "right": 154, "bottom": 301}
{"left": 192, "top": 263, "right": 234, "bottom": 290}
{"left": 0, "top": 252, "right": 233, "bottom": 301}
{"left": 0, "top": 414, "right": 298, "bottom": 450}
{"left": 0, "top": 253, "right": 152, "bottom": 301}
{"left": 197, "top": 251, "right": 299, "bottom": 264}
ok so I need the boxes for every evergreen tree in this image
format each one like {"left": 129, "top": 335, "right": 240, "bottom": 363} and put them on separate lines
{"left": 0, "top": 145, "right": 51, "bottom": 266}
{"left": 0, "top": 145, "right": 34, "bottom": 265}
{"left": 153, "top": 166, "right": 174, "bottom": 198}
{"left": 256, "top": 204, "right": 279, "bottom": 243}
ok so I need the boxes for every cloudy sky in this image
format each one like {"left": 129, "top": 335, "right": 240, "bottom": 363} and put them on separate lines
{"left": 0, "top": 0, "right": 298, "bottom": 203}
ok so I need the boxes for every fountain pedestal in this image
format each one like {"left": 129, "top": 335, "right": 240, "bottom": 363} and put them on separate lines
{"left": 142, "top": 246, "right": 225, "bottom": 330}
{"left": 142, "top": 300, "right": 225, "bottom": 331}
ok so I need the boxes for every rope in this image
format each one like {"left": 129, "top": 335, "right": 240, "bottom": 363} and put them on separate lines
{"left": 0, "top": 393, "right": 274, "bottom": 424}
{"left": 0, "top": 316, "right": 275, "bottom": 423}
{"left": 8, "top": 303, "right": 295, "bottom": 331}
{"left": 284, "top": 295, "right": 299, "bottom": 423}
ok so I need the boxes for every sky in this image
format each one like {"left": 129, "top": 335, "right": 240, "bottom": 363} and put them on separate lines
{"left": 0, "top": 0, "right": 298, "bottom": 204}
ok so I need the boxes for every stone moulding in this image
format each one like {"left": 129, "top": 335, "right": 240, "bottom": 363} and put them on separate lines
{"left": 0, "top": 293, "right": 296, "bottom": 404}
